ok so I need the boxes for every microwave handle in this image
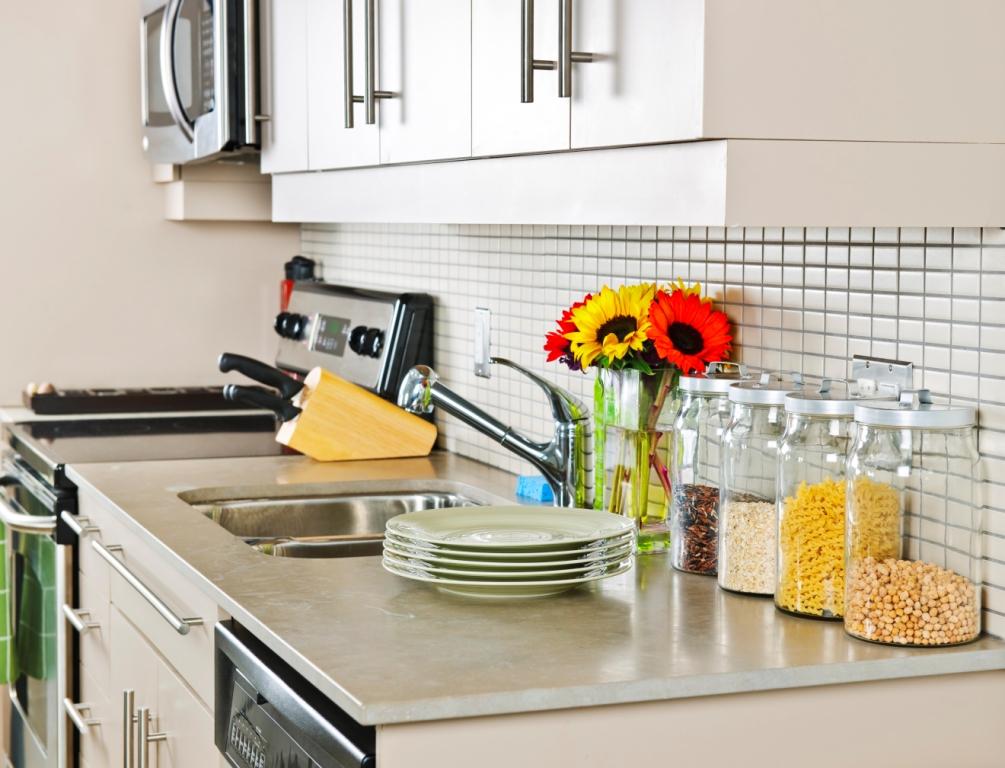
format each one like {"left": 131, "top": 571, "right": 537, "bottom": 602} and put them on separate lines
{"left": 159, "top": 0, "right": 195, "bottom": 141}
{"left": 242, "top": 0, "right": 262, "bottom": 144}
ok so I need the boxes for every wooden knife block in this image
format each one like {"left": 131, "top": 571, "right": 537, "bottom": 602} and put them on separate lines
{"left": 276, "top": 367, "right": 437, "bottom": 461}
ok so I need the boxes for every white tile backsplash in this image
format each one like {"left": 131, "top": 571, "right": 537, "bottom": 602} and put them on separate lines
{"left": 302, "top": 223, "right": 1005, "bottom": 636}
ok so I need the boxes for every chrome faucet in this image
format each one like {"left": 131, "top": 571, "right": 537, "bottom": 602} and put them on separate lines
{"left": 397, "top": 358, "right": 593, "bottom": 508}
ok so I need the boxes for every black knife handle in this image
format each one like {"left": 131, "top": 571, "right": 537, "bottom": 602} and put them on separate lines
{"left": 218, "top": 353, "right": 304, "bottom": 399}
{"left": 222, "top": 385, "right": 301, "bottom": 422}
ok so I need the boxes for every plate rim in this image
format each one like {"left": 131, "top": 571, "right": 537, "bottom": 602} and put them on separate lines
{"left": 382, "top": 550, "right": 632, "bottom": 579}
{"left": 382, "top": 555, "right": 634, "bottom": 587}
{"left": 381, "top": 540, "right": 634, "bottom": 568}
{"left": 385, "top": 506, "right": 634, "bottom": 549}
{"left": 383, "top": 529, "right": 634, "bottom": 558}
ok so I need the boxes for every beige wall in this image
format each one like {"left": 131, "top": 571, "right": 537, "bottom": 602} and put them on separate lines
{"left": 0, "top": 2, "right": 299, "bottom": 402}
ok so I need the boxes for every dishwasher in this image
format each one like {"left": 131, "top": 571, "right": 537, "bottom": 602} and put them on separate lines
{"left": 215, "top": 622, "right": 376, "bottom": 768}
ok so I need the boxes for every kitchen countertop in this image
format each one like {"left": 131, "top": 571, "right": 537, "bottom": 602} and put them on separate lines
{"left": 68, "top": 453, "right": 1005, "bottom": 726}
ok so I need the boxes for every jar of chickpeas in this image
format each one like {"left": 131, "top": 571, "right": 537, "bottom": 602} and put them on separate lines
{"left": 845, "top": 392, "right": 982, "bottom": 646}
{"left": 775, "top": 383, "right": 890, "bottom": 620}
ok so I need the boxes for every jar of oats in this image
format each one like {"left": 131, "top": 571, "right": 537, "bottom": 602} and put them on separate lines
{"left": 670, "top": 362, "right": 753, "bottom": 576}
{"left": 845, "top": 392, "right": 982, "bottom": 646}
{"left": 718, "top": 372, "right": 804, "bottom": 596}
{"left": 776, "top": 383, "right": 891, "bottom": 620}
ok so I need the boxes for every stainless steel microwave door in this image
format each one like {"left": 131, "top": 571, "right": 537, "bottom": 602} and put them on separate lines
{"left": 143, "top": 9, "right": 174, "bottom": 128}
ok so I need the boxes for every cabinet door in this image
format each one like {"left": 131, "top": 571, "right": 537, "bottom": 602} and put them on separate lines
{"left": 261, "top": 0, "right": 310, "bottom": 173}
{"left": 472, "top": 0, "right": 568, "bottom": 156}
{"left": 378, "top": 0, "right": 471, "bottom": 164}
{"left": 111, "top": 607, "right": 160, "bottom": 768}
{"left": 155, "top": 658, "right": 216, "bottom": 768}
{"left": 308, "top": 0, "right": 380, "bottom": 169}
{"left": 571, "top": 0, "right": 704, "bottom": 149}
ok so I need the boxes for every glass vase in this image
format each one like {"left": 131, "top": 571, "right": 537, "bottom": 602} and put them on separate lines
{"left": 595, "top": 368, "right": 678, "bottom": 553}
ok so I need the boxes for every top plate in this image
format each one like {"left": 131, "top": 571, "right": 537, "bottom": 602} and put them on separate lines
{"left": 385, "top": 506, "right": 635, "bottom": 550}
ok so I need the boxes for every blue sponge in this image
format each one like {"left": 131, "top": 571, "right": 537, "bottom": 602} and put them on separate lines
{"left": 515, "top": 475, "right": 555, "bottom": 503}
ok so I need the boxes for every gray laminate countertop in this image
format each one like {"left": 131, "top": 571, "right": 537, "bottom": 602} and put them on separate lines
{"left": 67, "top": 453, "right": 1005, "bottom": 726}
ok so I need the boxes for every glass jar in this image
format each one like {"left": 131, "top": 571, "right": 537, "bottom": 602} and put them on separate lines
{"left": 719, "top": 373, "right": 803, "bottom": 595}
{"left": 775, "top": 384, "right": 885, "bottom": 620}
{"left": 670, "top": 362, "right": 752, "bottom": 575}
{"left": 845, "top": 391, "right": 982, "bottom": 646}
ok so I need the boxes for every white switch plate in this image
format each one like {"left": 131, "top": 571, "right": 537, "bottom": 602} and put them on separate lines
{"left": 474, "top": 307, "right": 491, "bottom": 378}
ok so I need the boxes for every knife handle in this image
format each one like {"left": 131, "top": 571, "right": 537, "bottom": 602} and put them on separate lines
{"left": 218, "top": 352, "right": 304, "bottom": 398}
{"left": 223, "top": 384, "right": 301, "bottom": 422}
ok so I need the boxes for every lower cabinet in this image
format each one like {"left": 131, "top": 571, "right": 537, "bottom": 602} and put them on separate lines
{"left": 106, "top": 606, "right": 216, "bottom": 768}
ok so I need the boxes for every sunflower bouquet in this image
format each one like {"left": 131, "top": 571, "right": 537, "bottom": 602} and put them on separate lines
{"left": 544, "top": 281, "right": 733, "bottom": 550}
{"left": 544, "top": 280, "right": 732, "bottom": 375}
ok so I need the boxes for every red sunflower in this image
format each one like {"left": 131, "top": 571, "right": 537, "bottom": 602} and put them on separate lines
{"left": 544, "top": 295, "right": 590, "bottom": 370}
{"left": 646, "top": 289, "right": 732, "bottom": 374}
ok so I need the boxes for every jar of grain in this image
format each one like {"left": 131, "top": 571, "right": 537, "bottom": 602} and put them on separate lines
{"left": 845, "top": 391, "right": 982, "bottom": 646}
{"left": 670, "top": 362, "right": 753, "bottom": 575}
{"left": 776, "top": 383, "right": 889, "bottom": 620}
{"left": 718, "top": 372, "right": 804, "bottom": 596}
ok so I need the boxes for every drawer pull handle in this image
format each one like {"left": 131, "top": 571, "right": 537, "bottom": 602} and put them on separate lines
{"left": 92, "top": 540, "right": 203, "bottom": 636}
{"left": 63, "top": 698, "right": 99, "bottom": 736}
{"left": 62, "top": 604, "right": 101, "bottom": 634}
{"left": 60, "top": 511, "right": 100, "bottom": 537}
{"left": 123, "top": 690, "right": 136, "bottom": 768}
{"left": 137, "top": 707, "right": 167, "bottom": 768}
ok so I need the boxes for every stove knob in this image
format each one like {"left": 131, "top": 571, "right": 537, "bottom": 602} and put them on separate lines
{"left": 275, "top": 312, "right": 307, "bottom": 340}
{"left": 362, "top": 328, "right": 385, "bottom": 358}
{"left": 348, "top": 325, "right": 368, "bottom": 355}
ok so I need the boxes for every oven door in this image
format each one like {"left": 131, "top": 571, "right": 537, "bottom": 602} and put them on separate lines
{"left": 0, "top": 475, "right": 69, "bottom": 768}
{"left": 140, "top": 0, "right": 259, "bottom": 164}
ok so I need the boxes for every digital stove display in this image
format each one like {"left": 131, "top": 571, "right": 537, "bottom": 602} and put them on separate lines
{"left": 310, "top": 314, "right": 350, "bottom": 357}
{"left": 226, "top": 674, "right": 318, "bottom": 768}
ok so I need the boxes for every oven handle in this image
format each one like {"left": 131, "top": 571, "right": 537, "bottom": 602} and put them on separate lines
{"left": 92, "top": 540, "right": 203, "bottom": 635}
{"left": 0, "top": 494, "right": 56, "bottom": 535}
{"left": 159, "top": 0, "right": 196, "bottom": 141}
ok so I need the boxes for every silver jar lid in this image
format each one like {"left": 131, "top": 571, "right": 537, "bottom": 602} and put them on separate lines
{"left": 728, "top": 372, "right": 803, "bottom": 406}
{"left": 853, "top": 390, "right": 976, "bottom": 429}
{"left": 679, "top": 362, "right": 752, "bottom": 394}
{"left": 785, "top": 380, "right": 893, "bottom": 417}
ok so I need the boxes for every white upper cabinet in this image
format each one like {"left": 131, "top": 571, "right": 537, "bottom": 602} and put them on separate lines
{"left": 571, "top": 0, "right": 704, "bottom": 149}
{"left": 472, "top": 0, "right": 569, "bottom": 156}
{"left": 379, "top": 0, "right": 471, "bottom": 164}
{"left": 308, "top": 0, "right": 380, "bottom": 169}
{"left": 260, "top": 0, "right": 309, "bottom": 173}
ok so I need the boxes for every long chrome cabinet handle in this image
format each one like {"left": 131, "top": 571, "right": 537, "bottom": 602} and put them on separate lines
{"left": 137, "top": 708, "right": 167, "bottom": 768}
{"left": 62, "top": 604, "right": 100, "bottom": 635}
{"left": 558, "top": 0, "right": 595, "bottom": 97}
{"left": 0, "top": 495, "right": 56, "bottom": 534}
{"left": 159, "top": 0, "right": 195, "bottom": 140}
{"left": 363, "top": 0, "right": 392, "bottom": 124}
{"left": 63, "top": 699, "right": 99, "bottom": 736}
{"left": 92, "top": 540, "right": 203, "bottom": 636}
{"left": 521, "top": 0, "right": 593, "bottom": 102}
{"left": 122, "top": 690, "right": 136, "bottom": 768}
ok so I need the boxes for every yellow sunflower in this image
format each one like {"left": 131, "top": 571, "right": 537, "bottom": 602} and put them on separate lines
{"left": 565, "top": 284, "right": 655, "bottom": 368}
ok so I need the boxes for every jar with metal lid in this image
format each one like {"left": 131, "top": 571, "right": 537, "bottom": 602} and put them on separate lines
{"left": 775, "top": 383, "right": 887, "bottom": 619}
{"left": 670, "top": 362, "right": 752, "bottom": 575}
{"left": 719, "top": 372, "right": 803, "bottom": 595}
{"left": 845, "top": 391, "right": 982, "bottom": 646}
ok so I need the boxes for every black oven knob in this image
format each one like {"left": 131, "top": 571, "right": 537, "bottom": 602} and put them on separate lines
{"left": 349, "top": 325, "right": 368, "bottom": 355}
{"left": 275, "top": 312, "right": 307, "bottom": 341}
{"left": 362, "top": 328, "right": 385, "bottom": 358}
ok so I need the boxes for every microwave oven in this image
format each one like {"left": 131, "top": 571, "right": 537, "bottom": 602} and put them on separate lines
{"left": 140, "top": 0, "right": 261, "bottom": 164}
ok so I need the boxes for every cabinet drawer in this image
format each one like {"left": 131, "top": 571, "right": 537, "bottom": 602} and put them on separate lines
{"left": 79, "top": 491, "right": 223, "bottom": 707}
{"left": 76, "top": 665, "right": 119, "bottom": 768}
{"left": 75, "top": 565, "right": 111, "bottom": 696}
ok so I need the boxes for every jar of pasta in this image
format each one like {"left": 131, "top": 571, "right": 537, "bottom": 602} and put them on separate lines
{"left": 718, "top": 372, "right": 803, "bottom": 595}
{"left": 845, "top": 392, "right": 982, "bottom": 646}
{"left": 670, "top": 362, "right": 752, "bottom": 576}
{"left": 775, "top": 383, "right": 886, "bottom": 620}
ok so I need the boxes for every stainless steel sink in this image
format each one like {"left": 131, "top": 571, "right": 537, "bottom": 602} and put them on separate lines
{"left": 190, "top": 490, "right": 485, "bottom": 558}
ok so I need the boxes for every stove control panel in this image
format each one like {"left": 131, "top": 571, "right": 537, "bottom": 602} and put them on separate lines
{"left": 274, "top": 283, "right": 432, "bottom": 399}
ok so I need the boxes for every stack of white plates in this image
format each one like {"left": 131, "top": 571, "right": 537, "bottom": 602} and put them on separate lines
{"left": 382, "top": 506, "right": 635, "bottom": 598}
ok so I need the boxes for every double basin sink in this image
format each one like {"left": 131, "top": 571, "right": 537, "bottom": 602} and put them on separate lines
{"left": 185, "top": 482, "right": 510, "bottom": 559}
